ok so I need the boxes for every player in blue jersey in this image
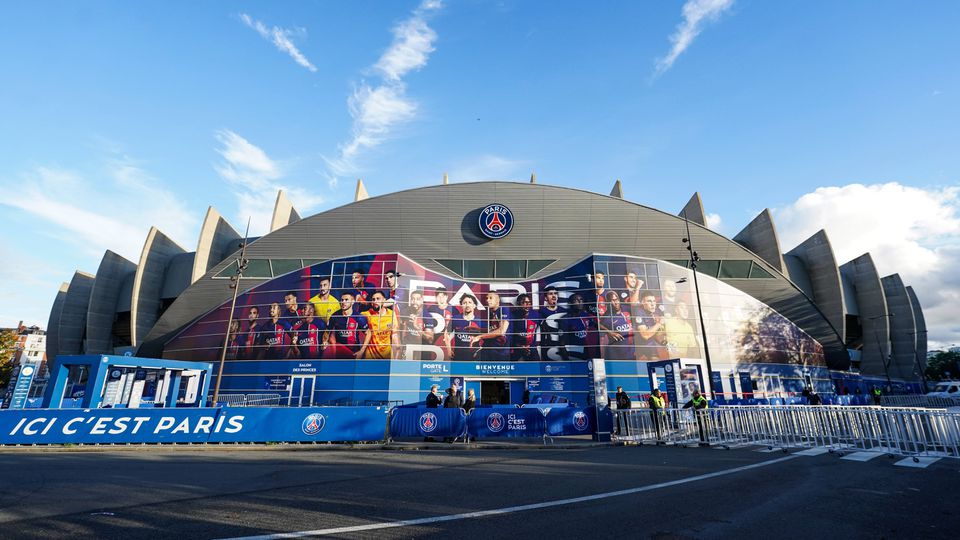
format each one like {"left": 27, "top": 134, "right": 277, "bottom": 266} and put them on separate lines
{"left": 382, "top": 269, "right": 405, "bottom": 311}
{"left": 471, "top": 291, "right": 510, "bottom": 361}
{"left": 601, "top": 291, "right": 636, "bottom": 360}
{"left": 636, "top": 290, "right": 668, "bottom": 360}
{"left": 510, "top": 293, "right": 541, "bottom": 361}
{"left": 559, "top": 293, "right": 595, "bottom": 360}
{"left": 242, "top": 305, "right": 264, "bottom": 359}
{"left": 297, "top": 303, "right": 326, "bottom": 358}
{"left": 325, "top": 292, "right": 370, "bottom": 359}
{"left": 427, "top": 286, "right": 454, "bottom": 353}
{"left": 264, "top": 302, "right": 294, "bottom": 359}
{"left": 284, "top": 291, "right": 306, "bottom": 358}
{"left": 447, "top": 294, "right": 486, "bottom": 361}
{"left": 350, "top": 269, "right": 376, "bottom": 308}
{"left": 538, "top": 285, "right": 566, "bottom": 361}
{"left": 401, "top": 290, "right": 436, "bottom": 360}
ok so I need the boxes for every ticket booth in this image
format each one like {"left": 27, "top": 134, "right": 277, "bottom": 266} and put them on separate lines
{"left": 41, "top": 355, "right": 213, "bottom": 409}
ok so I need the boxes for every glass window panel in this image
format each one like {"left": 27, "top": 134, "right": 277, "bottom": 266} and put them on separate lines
{"left": 244, "top": 259, "right": 272, "bottom": 278}
{"left": 302, "top": 259, "right": 322, "bottom": 267}
{"left": 435, "top": 259, "right": 463, "bottom": 276}
{"left": 214, "top": 261, "right": 239, "bottom": 278}
{"left": 719, "top": 260, "right": 752, "bottom": 279}
{"left": 270, "top": 259, "right": 303, "bottom": 276}
{"left": 527, "top": 259, "right": 554, "bottom": 275}
{"left": 495, "top": 260, "right": 526, "bottom": 279}
{"left": 749, "top": 263, "right": 775, "bottom": 279}
{"left": 463, "top": 260, "right": 495, "bottom": 279}
{"left": 666, "top": 260, "right": 689, "bottom": 269}
{"left": 694, "top": 260, "right": 720, "bottom": 277}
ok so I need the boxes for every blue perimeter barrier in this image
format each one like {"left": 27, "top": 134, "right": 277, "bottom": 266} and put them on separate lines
{"left": 389, "top": 407, "right": 466, "bottom": 439}
{"left": 389, "top": 406, "right": 598, "bottom": 439}
{"left": 0, "top": 407, "right": 388, "bottom": 445}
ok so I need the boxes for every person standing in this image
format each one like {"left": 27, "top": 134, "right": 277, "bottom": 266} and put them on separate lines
{"left": 648, "top": 388, "right": 666, "bottom": 443}
{"left": 682, "top": 390, "right": 710, "bottom": 446}
{"left": 425, "top": 385, "right": 442, "bottom": 408}
{"left": 872, "top": 386, "right": 882, "bottom": 406}
{"left": 614, "top": 385, "right": 631, "bottom": 436}
{"left": 463, "top": 388, "right": 477, "bottom": 414}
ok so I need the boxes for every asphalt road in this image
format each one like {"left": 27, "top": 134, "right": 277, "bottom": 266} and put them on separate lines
{"left": 0, "top": 444, "right": 955, "bottom": 539}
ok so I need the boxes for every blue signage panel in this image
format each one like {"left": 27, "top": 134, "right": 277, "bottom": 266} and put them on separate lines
{"left": 545, "top": 407, "right": 596, "bottom": 436}
{"left": 467, "top": 407, "right": 546, "bottom": 438}
{"left": 389, "top": 407, "right": 466, "bottom": 438}
{"left": 0, "top": 407, "right": 389, "bottom": 445}
{"left": 9, "top": 364, "right": 38, "bottom": 409}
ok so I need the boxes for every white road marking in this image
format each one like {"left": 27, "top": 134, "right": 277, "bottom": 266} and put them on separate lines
{"left": 894, "top": 456, "right": 941, "bottom": 468}
{"left": 217, "top": 454, "right": 798, "bottom": 540}
{"left": 841, "top": 451, "right": 884, "bottom": 462}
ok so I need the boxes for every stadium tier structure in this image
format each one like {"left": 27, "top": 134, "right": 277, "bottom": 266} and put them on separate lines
{"left": 45, "top": 180, "right": 928, "bottom": 406}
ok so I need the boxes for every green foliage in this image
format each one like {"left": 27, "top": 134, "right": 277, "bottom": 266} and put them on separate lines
{"left": 925, "top": 351, "right": 960, "bottom": 381}
{"left": 0, "top": 330, "right": 16, "bottom": 388}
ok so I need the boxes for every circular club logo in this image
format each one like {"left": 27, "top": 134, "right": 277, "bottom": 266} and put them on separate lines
{"left": 665, "top": 364, "right": 673, "bottom": 373}
{"left": 572, "top": 411, "right": 590, "bottom": 432}
{"left": 301, "top": 413, "right": 326, "bottom": 435}
{"left": 478, "top": 204, "right": 514, "bottom": 239}
{"left": 486, "top": 412, "right": 506, "bottom": 433}
{"left": 20, "top": 366, "right": 34, "bottom": 377}
{"left": 419, "top": 412, "right": 438, "bottom": 433}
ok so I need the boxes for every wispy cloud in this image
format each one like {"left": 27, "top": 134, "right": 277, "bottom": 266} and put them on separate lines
{"left": 239, "top": 13, "right": 317, "bottom": 72}
{"left": 214, "top": 129, "right": 324, "bottom": 235}
{"left": 774, "top": 182, "right": 960, "bottom": 348}
{"left": 448, "top": 154, "right": 532, "bottom": 182}
{"left": 324, "top": 0, "right": 442, "bottom": 182}
{"left": 0, "top": 159, "right": 196, "bottom": 261}
{"left": 705, "top": 212, "right": 724, "bottom": 232}
{"left": 654, "top": 0, "right": 734, "bottom": 77}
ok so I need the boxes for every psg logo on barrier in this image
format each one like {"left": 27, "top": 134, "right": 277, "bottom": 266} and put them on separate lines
{"left": 486, "top": 412, "right": 506, "bottom": 433}
{"left": 572, "top": 411, "right": 590, "bottom": 432}
{"left": 419, "top": 412, "right": 438, "bottom": 433}
{"left": 301, "top": 413, "right": 326, "bottom": 435}
{"left": 478, "top": 204, "right": 514, "bottom": 239}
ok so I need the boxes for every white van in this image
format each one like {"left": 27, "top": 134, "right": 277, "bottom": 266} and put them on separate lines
{"left": 925, "top": 381, "right": 960, "bottom": 398}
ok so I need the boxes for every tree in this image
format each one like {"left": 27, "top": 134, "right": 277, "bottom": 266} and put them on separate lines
{"left": 925, "top": 351, "right": 960, "bottom": 381}
{"left": 0, "top": 329, "right": 17, "bottom": 388}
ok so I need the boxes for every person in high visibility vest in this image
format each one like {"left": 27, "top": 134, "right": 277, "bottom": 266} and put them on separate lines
{"left": 871, "top": 386, "right": 882, "bottom": 406}
{"left": 648, "top": 388, "right": 666, "bottom": 443}
{"left": 683, "top": 390, "right": 710, "bottom": 446}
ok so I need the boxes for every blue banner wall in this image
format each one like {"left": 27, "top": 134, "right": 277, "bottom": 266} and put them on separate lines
{"left": 389, "top": 407, "right": 466, "bottom": 438}
{"left": 545, "top": 406, "right": 596, "bottom": 436}
{"left": 0, "top": 407, "right": 388, "bottom": 445}
{"left": 467, "top": 407, "right": 546, "bottom": 438}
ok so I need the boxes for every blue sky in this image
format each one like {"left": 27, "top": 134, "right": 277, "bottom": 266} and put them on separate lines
{"left": 1, "top": 0, "right": 958, "bottom": 346}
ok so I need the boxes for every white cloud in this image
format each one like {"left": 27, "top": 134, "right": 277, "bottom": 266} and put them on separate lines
{"left": 239, "top": 13, "right": 317, "bottom": 72}
{"left": 0, "top": 161, "right": 196, "bottom": 261}
{"left": 773, "top": 182, "right": 960, "bottom": 347}
{"left": 448, "top": 155, "right": 531, "bottom": 182}
{"left": 705, "top": 212, "right": 723, "bottom": 231}
{"left": 324, "top": 0, "right": 442, "bottom": 180}
{"left": 654, "top": 0, "right": 734, "bottom": 76}
{"left": 214, "top": 130, "right": 325, "bottom": 235}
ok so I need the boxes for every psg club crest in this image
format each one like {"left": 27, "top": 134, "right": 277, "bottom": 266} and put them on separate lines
{"left": 486, "top": 412, "right": 506, "bottom": 433}
{"left": 478, "top": 203, "right": 514, "bottom": 239}
{"left": 301, "top": 413, "right": 326, "bottom": 435}
{"left": 419, "top": 412, "right": 438, "bottom": 433}
{"left": 572, "top": 411, "right": 589, "bottom": 432}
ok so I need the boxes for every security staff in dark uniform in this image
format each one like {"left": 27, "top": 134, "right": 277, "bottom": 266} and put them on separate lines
{"left": 648, "top": 388, "right": 666, "bottom": 443}
{"left": 683, "top": 390, "right": 710, "bottom": 446}
{"left": 615, "top": 386, "right": 632, "bottom": 436}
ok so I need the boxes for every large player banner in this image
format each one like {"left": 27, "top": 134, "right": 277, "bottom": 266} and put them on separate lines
{"left": 164, "top": 253, "right": 826, "bottom": 370}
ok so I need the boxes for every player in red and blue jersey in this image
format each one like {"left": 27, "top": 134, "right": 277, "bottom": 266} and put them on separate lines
{"left": 510, "top": 293, "right": 541, "bottom": 361}
{"left": 265, "top": 302, "right": 295, "bottom": 359}
{"left": 427, "top": 286, "right": 455, "bottom": 351}
{"left": 559, "top": 293, "right": 595, "bottom": 360}
{"left": 350, "top": 269, "right": 376, "bottom": 308}
{"left": 447, "top": 294, "right": 487, "bottom": 361}
{"left": 471, "top": 291, "right": 510, "bottom": 361}
{"left": 601, "top": 291, "right": 635, "bottom": 360}
{"left": 538, "top": 285, "right": 567, "bottom": 361}
{"left": 297, "top": 303, "right": 327, "bottom": 358}
{"left": 324, "top": 292, "right": 370, "bottom": 359}
{"left": 242, "top": 305, "right": 264, "bottom": 359}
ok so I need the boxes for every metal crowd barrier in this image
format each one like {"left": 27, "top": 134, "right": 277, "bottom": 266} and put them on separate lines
{"left": 614, "top": 405, "right": 960, "bottom": 459}
{"left": 214, "top": 394, "right": 282, "bottom": 407}
{"left": 878, "top": 395, "right": 960, "bottom": 409}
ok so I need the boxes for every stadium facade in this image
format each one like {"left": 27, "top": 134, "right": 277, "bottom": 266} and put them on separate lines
{"left": 45, "top": 180, "right": 928, "bottom": 406}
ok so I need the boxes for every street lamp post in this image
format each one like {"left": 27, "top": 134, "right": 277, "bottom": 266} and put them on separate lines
{"left": 681, "top": 216, "right": 716, "bottom": 399}
{"left": 211, "top": 219, "right": 251, "bottom": 406}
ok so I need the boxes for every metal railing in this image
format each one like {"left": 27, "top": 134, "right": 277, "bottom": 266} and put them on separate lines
{"left": 614, "top": 405, "right": 960, "bottom": 459}
{"left": 878, "top": 395, "right": 960, "bottom": 409}
{"left": 214, "top": 394, "right": 283, "bottom": 407}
